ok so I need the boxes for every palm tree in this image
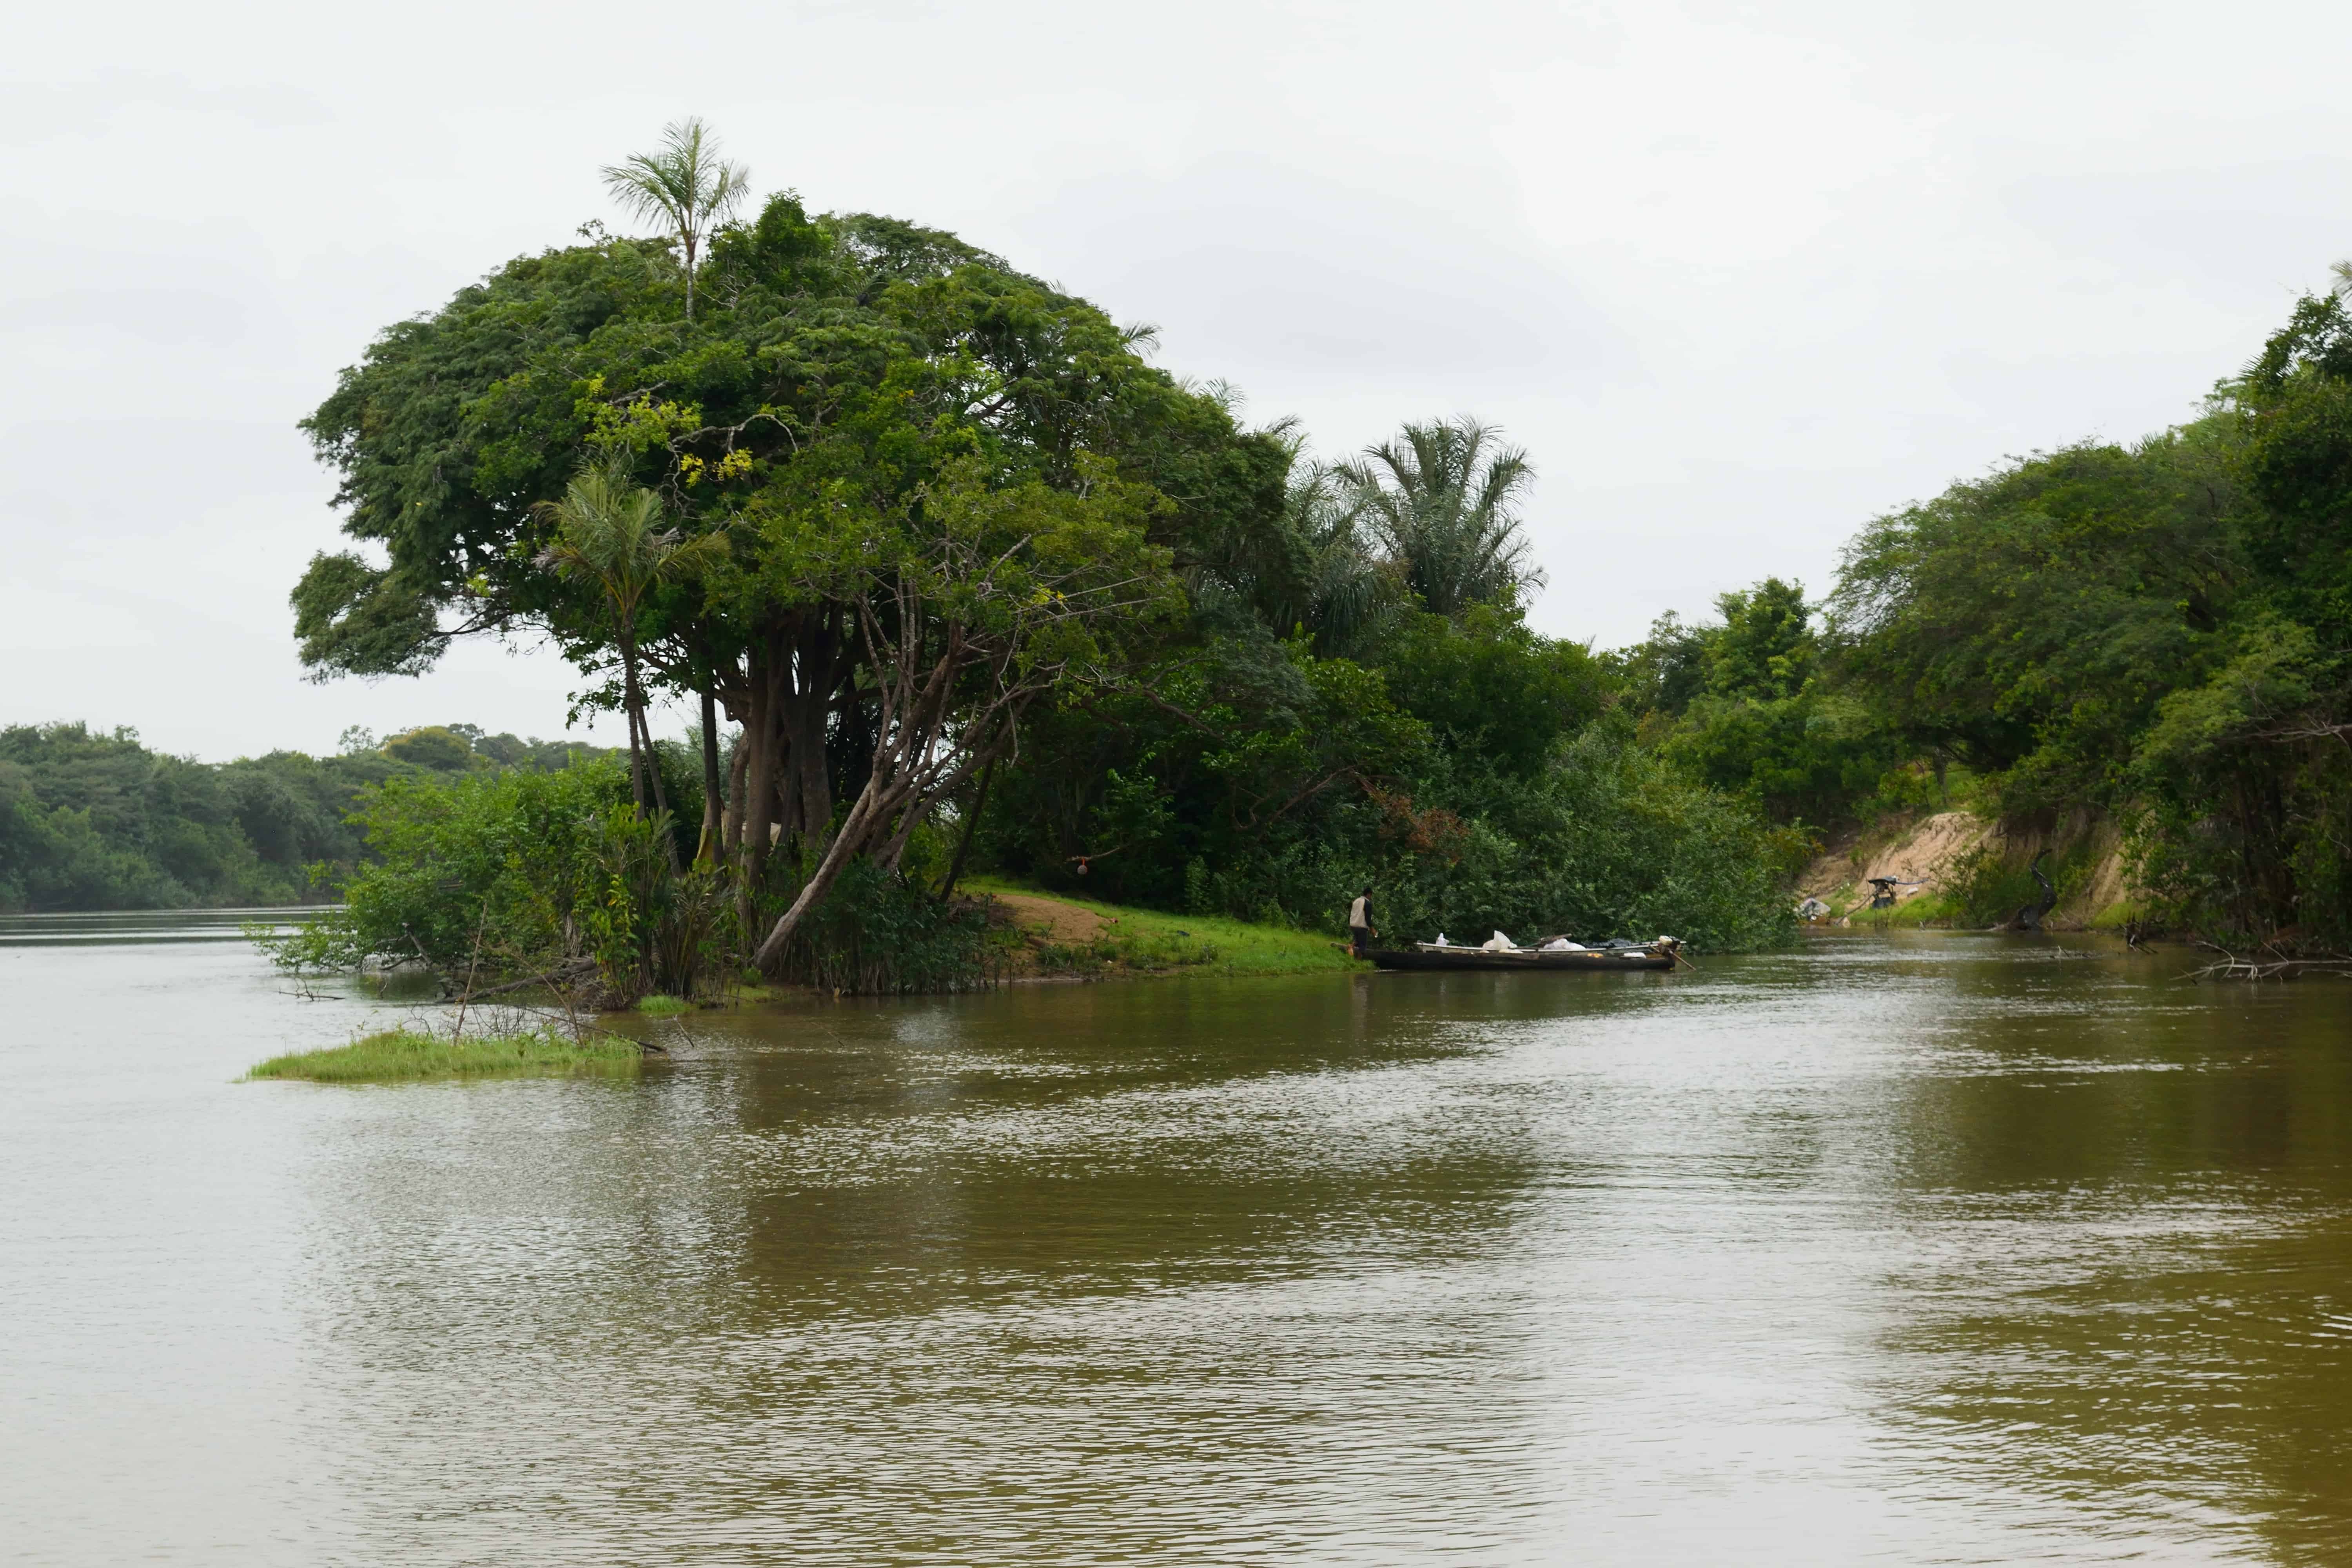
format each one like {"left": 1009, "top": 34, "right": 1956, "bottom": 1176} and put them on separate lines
{"left": 1283, "top": 460, "right": 1401, "bottom": 657}
{"left": 535, "top": 465, "right": 727, "bottom": 819}
{"left": 2331, "top": 258, "right": 2352, "bottom": 299}
{"left": 601, "top": 117, "right": 750, "bottom": 322}
{"left": 1333, "top": 416, "right": 1544, "bottom": 618}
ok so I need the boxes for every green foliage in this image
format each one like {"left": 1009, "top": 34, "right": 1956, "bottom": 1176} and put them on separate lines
{"left": 0, "top": 722, "right": 619, "bottom": 914}
{"left": 1330, "top": 416, "right": 1543, "bottom": 617}
{"left": 291, "top": 194, "right": 1270, "bottom": 691}
{"left": 1704, "top": 577, "right": 1815, "bottom": 701}
{"left": 1613, "top": 610, "right": 1713, "bottom": 721}
{"left": 982, "top": 637, "right": 1794, "bottom": 952}
{"left": 260, "top": 757, "right": 726, "bottom": 1004}
{"left": 283, "top": 151, "right": 1811, "bottom": 964}
{"left": 1830, "top": 435, "right": 2238, "bottom": 804}
{"left": 265, "top": 759, "right": 628, "bottom": 973}
{"left": 1660, "top": 690, "right": 1906, "bottom": 829}
{"left": 1935, "top": 847, "right": 2047, "bottom": 929}
{"left": 0, "top": 723, "right": 359, "bottom": 909}
{"left": 599, "top": 116, "right": 748, "bottom": 322}
{"left": 1618, "top": 580, "right": 1904, "bottom": 831}
{"left": 1379, "top": 605, "right": 1608, "bottom": 777}
{"left": 1809, "top": 289, "right": 2352, "bottom": 944}
{"left": 767, "top": 857, "right": 999, "bottom": 994}
{"left": 381, "top": 726, "right": 475, "bottom": 771}
{"left": 246, "top": 1023, "right": 641, "bottom": 1083}
{"left": 978, "top": 627, "right": 1430, "bottom": 913}
{"left": 1364, "top": 727, "right": 1800, "bottom": 953}
{"left": 245, "top": 745, "right": 982, "bottom": 998}
{"left": 580, "top": 804, "right": 730, "bottom": 1000}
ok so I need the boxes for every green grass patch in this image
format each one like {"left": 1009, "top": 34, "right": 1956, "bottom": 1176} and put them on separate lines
{"left": 1842, "top": 892, "right": 1964, "bottom": 929}
{"left": 964, "top": 877, "right": 1365, "bottom": 977}
{"left": 246, "top": 1025, "right": 643, "bottom": 1083}
{"left": 633, "top": 993, "right": 691, "bottom": 1016}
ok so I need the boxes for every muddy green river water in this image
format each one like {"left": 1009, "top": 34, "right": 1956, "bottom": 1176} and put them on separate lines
{"left": 4, "top": 916, "right": 2351, "bottom": 1564}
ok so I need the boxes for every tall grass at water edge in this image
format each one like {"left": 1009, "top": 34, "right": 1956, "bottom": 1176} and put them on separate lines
{"left": 247, "top": 1024, "right": 644, "bottom": 1083}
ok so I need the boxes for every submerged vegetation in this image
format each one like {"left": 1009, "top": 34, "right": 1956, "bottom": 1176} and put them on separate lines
{"left": 246, "top": 1022, "right": 644, "bottom": 1083}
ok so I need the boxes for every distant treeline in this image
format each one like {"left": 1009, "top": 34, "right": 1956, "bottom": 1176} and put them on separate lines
{"left": 0, "top": 722, "right": 610, "bottom": 911}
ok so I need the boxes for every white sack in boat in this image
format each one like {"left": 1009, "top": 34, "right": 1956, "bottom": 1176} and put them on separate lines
{"left": 1481, "top": 930, "right": 1515, "bottom": 951}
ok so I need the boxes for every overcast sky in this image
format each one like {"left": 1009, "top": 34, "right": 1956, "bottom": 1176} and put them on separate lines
{"left": 7, "top": 0, "right": 2348, "bottom": 760}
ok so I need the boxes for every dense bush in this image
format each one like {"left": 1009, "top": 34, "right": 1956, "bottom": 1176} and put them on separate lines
{"left": 260, "top": 755, "right": 1004, "bottom": 999}
{"left": 765, "top": 857, "right": 1001, "bottom": 994}
{"left": 975, "top": 610, "right": 1797, "bottom": 953}
{"left": 262, "top": 757, "right": 735, "bottom": 1004}
{"left": 1812, "top": 294, "right": 2352, "bottom": 944}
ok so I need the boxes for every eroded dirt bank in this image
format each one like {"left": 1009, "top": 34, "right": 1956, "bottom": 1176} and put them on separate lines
{"left": 1797, "top": 810, "right": 2132, "bottom": 929}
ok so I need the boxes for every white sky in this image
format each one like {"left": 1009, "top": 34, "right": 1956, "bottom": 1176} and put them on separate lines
{"left": 5, "top": 0, "right": 2348, "bottom": 761}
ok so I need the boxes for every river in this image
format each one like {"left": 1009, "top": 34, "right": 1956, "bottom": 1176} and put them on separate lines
{"left": 4, "top": 916, "right": 2349, "bottom": 1564}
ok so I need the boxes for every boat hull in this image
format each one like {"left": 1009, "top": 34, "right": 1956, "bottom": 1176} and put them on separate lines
{"left": 1370, "top": 946, "right": 1676, "bottom": 973}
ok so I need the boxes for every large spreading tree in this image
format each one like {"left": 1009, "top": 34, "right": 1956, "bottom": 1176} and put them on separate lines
{"left": 292, "top": 155, "right": 1287, "bottom": 968}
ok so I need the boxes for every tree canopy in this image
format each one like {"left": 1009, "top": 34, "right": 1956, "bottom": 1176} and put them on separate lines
{"left": 262, "top": 128, "right": 1804, "bottom": 969}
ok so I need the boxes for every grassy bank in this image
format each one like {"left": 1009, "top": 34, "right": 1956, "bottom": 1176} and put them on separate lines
{"left": 966, "top": 878, "right": 1366, "bottom": 978}
{"left": 1840, "top": 893, "right": 2142, "bottom": 933}
{"left": 247, "top": 1025, "right": 644, "bottom": 1083}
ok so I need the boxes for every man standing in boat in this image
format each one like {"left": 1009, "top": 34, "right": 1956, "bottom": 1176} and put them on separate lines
{"left": 1348, "top": 887, "right": 1377, "bottom": 958}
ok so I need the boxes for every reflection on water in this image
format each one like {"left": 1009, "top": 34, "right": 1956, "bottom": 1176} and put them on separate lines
{"left": 0, "top": 905, "right": 321, "bottom": 945}
{"left": 3, "top": 927, "right": 2350, "bottom": 1563}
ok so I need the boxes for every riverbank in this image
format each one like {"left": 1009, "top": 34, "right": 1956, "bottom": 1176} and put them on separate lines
{"left": 1797, "top": 809, "right": 2135, "bottom": 930}
{"left": 966, "top": 879, "right": 1367, "bottom": 979}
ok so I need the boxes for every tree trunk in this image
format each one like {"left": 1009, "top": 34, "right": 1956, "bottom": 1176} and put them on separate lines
{"left": 753, "top": 774, "right": 902, "bottom": 975}
{"left": 752, "top": 632, "right": 1003, "bottom": 974}
{"left": 722, "top": 721, "right": 749, "bottom": 858}
{"left": 621, "top": 637, "right": 649, "bottom": 815}
{"left": 936, "top": 757, "right": 995, "bottom": 900}
{"left": 779, "top": 683, "right": 833, "bottom": 849}
{"left": 740, "top": 661, "right": 777, "bottom": 891}
{"left": 621, "top": 632, "right": 678, "bottom": 869}
{"left": 637, "top": 704, "right": 673, "bottom": 820}
{"left": 697, "top": 687, "right": 723, "bottom": 867}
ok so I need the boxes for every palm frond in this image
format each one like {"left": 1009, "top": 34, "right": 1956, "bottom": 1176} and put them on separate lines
{"left": 1329, "top": 415, "right": 1542, "bottom": 618}
{"left": 599, "top": 117, "right": 751, "bottom": 318}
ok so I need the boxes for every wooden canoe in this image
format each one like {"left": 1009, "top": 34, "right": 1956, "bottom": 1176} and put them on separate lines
{"left": 1370, "top": 942, "right": 1678, "bottom": 973}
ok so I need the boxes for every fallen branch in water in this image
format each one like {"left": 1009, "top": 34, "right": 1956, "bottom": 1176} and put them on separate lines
{"left": 446, "top": 957, "right": 668, "bottom": 1054}
{"left": 2181, "top": 939, "right": 2352, "bottom": 982}
{"left": 452, "top": 958, "right": 600, "bottom": 1002}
